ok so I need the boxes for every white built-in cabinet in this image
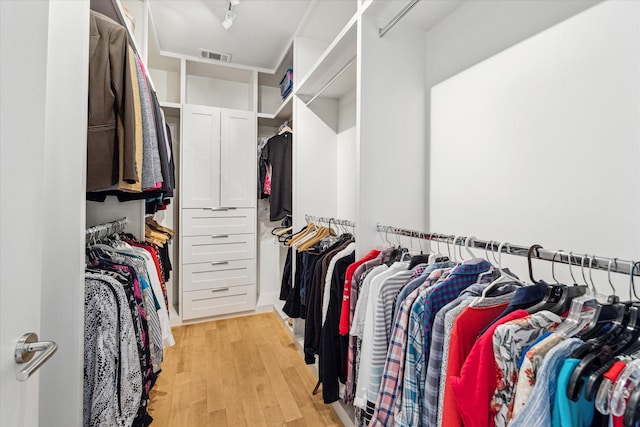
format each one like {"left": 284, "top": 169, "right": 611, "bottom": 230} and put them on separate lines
{"left": 180, "top": 104, "right": 257, "bottom": 320}
{"left": 181, "top": 105, "right": 256, "bottom": 209}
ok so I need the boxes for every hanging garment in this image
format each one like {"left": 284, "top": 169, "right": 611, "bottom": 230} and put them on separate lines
{"left": 305, "top": 240, "right": 354, "bottom": 364}
{"left": 398, "top": 261, "right": 492, "bottom": 427}
{"left": 508, "top": 338, "right": 583, "bottom": 427}
{"left": 511, "top": 332, "right": 565, "bottom": 419}
{"left": 319, "top": 252, "right": 355, "bottom": 403}
{"left": 425, "top": 282, "right": 516, "bottom": 426}
{"left": 446, "top": 309, "right": 529, "bottom": 427}
{"left": 87, "top": 11, "right": 138, "bottom": 191}
{"left": 262, "top": 131, "right": 292, "bottom": 221}
{"left": 355, "top": 263, "right": 408, "bottom": 408}
{"left": 344, "top": 248, "right": 394, "bottom": 404}
{"left": 84, "top": 275, "right": 142, "bottom": 427}
{"left": 369, "top": 268, "right": 449, "bottom": 427}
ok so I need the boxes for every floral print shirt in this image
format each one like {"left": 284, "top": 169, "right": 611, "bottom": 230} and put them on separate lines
{"left": 511, "top": 333, "right": 564, "bottom": 420}
{"left": 491, "top": 310, "right": 562, "bottom": 427}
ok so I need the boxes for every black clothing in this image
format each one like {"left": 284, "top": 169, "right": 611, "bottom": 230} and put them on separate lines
{"left": 304, "top": 240, "right": 353, "bottom": 364}
{"left": 262, "top": 132, "right": 292, "bottom": 221}
{"left": 319, "top": 252, "right": 355, "bottom": 403}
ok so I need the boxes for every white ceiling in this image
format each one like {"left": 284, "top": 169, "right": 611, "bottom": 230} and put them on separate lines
{"left": 147, "top": 0, "right": 465, "bottom": 72}
{"left": 148, "top": 0, "right": 313, "bottom": 71}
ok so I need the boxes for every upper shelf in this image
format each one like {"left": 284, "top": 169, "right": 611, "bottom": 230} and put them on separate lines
{"left": 257, "top": 93, "right": 293, "bottom": 121}
{"left": 296, "top": 16, "right": 357, "bottom": 103}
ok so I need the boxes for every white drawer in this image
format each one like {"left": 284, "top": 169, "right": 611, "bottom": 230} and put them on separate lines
{"left": 182, "top": 208, "right": 255, "bottom": 236}
{"left": 182, "top": 260, "right": 256, "bottom": 292}
{"left": 182, "top": 234, "right": 256, "bottom": 264}
{"left": 182, "top": 284, "right": 256, "bottom": 320}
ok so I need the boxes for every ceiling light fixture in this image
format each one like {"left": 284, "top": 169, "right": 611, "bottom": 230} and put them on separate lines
{"left": 221, "top": 1, "right": 238, "bottom": 30}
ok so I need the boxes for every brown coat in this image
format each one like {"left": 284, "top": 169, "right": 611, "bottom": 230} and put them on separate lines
{"left": 87, "top": 11, "right": 138, "bottom": 191}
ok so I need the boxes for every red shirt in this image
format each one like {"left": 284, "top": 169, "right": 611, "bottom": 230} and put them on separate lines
{"left": 448, "top": 309, "right": 529, "bottom": 427}
{"left": 338, "top": 249, "right": 380, "bottom": 336}
{"left": 441, "top": 301, "right": 510, "bottom": 427}
{"left": 603, "top": 361, "right": 627, "bottom": 427}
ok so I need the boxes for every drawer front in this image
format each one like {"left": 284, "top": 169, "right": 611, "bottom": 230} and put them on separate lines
{"left": 182, "top": 260, "right": 256, "bottom": 292}
{"left": 182, "top": 208, "right": 256, "bottom": 236}
{"left": 183, "top": 234, "right": 256, "bottom": 264}
{"left": 182, "top": 285, "right": 256, "bottom": 320}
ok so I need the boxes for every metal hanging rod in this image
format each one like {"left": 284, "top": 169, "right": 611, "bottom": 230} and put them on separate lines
{"left": 378, "top": 0, "right": 421, "bottom": 38}
{"left": 376, "top": 224, "right": 640, "bottom": 277}
{"left": 305, "top": 56, "right": 356, "bottom": 106}
{"left": 305, "top": 214, "right": 356, "bottom": 228}
{"left": 85, "top": 218, "right": 128, "bottom": 242}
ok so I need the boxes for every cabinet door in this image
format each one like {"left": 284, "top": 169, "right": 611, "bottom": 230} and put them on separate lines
{"left": 220, "top": 109, "right": 256, "bottom": 208}
{"left": 182, "top": 104, "right": 221, "bottom": 208}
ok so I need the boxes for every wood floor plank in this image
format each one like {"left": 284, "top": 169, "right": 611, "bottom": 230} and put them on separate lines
{"left": 149, "top": 312, "right": 343, "bottom": 427}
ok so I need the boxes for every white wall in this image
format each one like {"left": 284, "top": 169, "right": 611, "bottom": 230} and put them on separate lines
{"left": 186, "top": 75, "right": 249, "bottom": 110}
{"left": 337, "top": 88, "right": 357, "bottom": 222}
{"left": 424, "top": 0, "right": 601, "bottom": 226}
{"left": 294, "top": 37, "right": 330, "bottom": 86}
{"left": 258, "top": 85, "right": 282, "bottom": 114}
{"left": 293, "top": 97, "right": 339, "bottom": 229}
{"left": 358, "top": 14, "right": 428, "bottom": 254}
{"left": 39, "top": 3, "right": 89, "bottom": 425}
{"left": 148, "top": 68, "right": 180, "bottom": 104}
{"left": 430, "top": 0, "right": 640, "bottom": 294}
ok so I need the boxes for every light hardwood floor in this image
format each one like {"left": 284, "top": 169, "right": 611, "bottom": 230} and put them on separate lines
{"left": 149, "top": 312, "right": 344, "bottom": 427}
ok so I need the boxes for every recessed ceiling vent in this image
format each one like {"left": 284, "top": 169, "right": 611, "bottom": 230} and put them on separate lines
{"left": 199, "top": 49, "right": 232, "bottom": 63}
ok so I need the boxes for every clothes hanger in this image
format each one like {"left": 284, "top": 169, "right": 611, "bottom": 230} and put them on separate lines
{"left": 565, "top": 260, "right": 632, "bottom": 401}
{"left": 408, "top": 231, "right": 430, "bottom": 268}
{"left": 538, "top": 250, "right": 588, "bottom": 316}
{"left": 428, "top": 234, "right": 444, "bottom": 264}
{"left": 288, "top": 222, "right": 316, "bottom": 247}
{"left": 471, "top": 241, "right": 524, "bottom": 306}
{"left": 526, "top": 244, "right": 567, "bottom": 314}
{"left": 462, "top": 235, "right": 486, "bottom": 266}
{"left": 473, "top": 239, "right": 496, "bottom": 284}
{"left": 278, "top": 120, "right": 293, "bottom": 135}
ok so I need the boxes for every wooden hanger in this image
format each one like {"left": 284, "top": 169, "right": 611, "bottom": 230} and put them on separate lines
{"left": 288, "top": 223, "right": 316, "bottom": 247}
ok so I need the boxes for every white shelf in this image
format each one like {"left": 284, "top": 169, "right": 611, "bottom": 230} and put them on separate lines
{"left": 257, "top": 93, "right": 293, "bottom": 126}
{"left": 159, "top": 101, "right": 181, "bottom": 117}
{"left": 296, "top": 16, "right": 357, "bottom": 102}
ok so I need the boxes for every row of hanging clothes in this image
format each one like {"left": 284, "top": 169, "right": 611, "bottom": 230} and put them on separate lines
{"left": 86, "top": 3, "right": 175, "bottom": 214}
{"left": 84, "top": 218, "right": 175, "bottom": 427}
{"left": 279, "top": 215, "right": 408, "bottom": 403}
{"left": 306, "top": 224, "right": 640, "bottom": 427}
{"left": 258, "top": 121, "right": 293, "bottom": 221}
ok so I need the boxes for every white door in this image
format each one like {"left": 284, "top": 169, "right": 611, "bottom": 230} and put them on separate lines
{"left": 220, "top": 109, "right": 257, "bottom": 208}
{"left": 182, "top": 104, "right": 222, "bottom": 208}
{"left": 1, "top": 1, "right": 88, "bottom": 425}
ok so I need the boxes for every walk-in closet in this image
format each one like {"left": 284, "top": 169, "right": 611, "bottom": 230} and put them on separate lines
{"left": 1, "top": 0, "right": 639, "bottom": 426}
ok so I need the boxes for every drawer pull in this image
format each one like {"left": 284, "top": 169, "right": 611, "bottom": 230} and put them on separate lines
{"left": 211, "top": 287, "right": 229, "bottom": 293}
{"left": 211, "top": 234, "right": 229, "bottom": 239}
{"left": 205, "top": 207, "right": 237, "bottom": 211}
{"left": 211, "top": 261, "right": 230, "bottom": 266}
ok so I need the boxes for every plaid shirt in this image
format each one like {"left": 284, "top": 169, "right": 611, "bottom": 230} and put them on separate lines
{"left": 397, "top": 261, "right": 491, "bottom": 427}
{"left": 369, "top": 268, "right": 447, "bottom": 427}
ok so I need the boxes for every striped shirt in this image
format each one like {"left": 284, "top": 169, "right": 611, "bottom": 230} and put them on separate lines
{"left": 367, "top": 268, "right": 416, "bottom": 402}
{"left": 369, "top": 268, "right": 448, "bottom": 427}
{"left": 344, "top": 248, "right": 393, "bottom": 403}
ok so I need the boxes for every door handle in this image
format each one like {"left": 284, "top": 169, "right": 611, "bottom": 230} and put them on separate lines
{"left": 14, "top": 332, "right": 58, "bottom": 382}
